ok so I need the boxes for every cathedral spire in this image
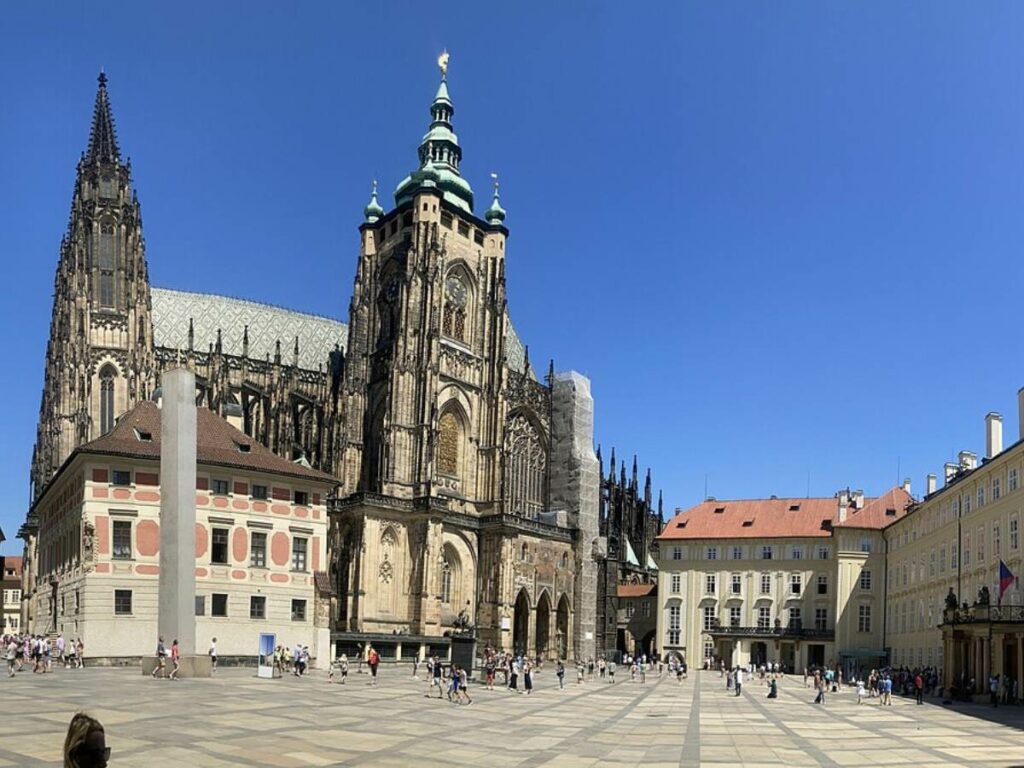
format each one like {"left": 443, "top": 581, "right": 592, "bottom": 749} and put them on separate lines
{"left": 394, "top": 52, "right": 474, "bottom": 212}
{"left": 86, "top": 71, "right": 121, "bottom": 164}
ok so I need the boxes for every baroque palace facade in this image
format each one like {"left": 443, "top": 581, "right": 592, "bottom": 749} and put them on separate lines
{"left": 21, "top": 60, "right": 615, "bottom": 662}
{"left": 654, "top": 389, "right": 1024, "bottom": 698}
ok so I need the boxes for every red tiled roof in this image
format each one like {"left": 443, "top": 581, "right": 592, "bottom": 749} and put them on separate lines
{"left": 833, "top": 487, "right": 913, "bottom": 530}
{"left": 617, "top": 583, "right": 656, "bottom": 598}
{"left": 80, "top": 401, "right": 338, "bottom": 486}
{"left": 2, "top": 556, "right": 23, "bottom": 578}
{"left": 314, "top": 571, "right": 335, "bottom": 595}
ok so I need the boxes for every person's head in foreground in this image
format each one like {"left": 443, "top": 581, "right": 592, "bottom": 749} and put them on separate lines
{"left": 64, "top": 712, "right": 108, "bottom": 768}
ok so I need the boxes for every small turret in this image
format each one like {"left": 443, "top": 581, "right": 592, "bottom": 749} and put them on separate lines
{"left": 485, "top": 172, "right": 506, "bottom": 226}
{"left": 364, "top": 180, "right": 384, "bottom": 223}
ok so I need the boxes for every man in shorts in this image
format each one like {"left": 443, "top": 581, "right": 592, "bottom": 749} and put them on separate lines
{"left": 151, "top": 636, "right": 167, "bottom": 679}
{"left": 209, "top": 637, "right": 218, "bottom": 673}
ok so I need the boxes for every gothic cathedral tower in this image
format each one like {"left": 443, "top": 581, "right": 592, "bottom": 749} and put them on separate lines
{"left": 31, "top": 73, "right": 155, "bottom": 500}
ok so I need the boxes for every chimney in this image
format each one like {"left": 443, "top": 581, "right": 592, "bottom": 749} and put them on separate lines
{"left": 926, "top": 474, "right": 937, "bottom": 495}
{"left": 986, "top": 412, "right": 1003, "bottom": 459}
{"left": 837, "top": 491, "right": 849, "bottom": 524}
{"left": 944, "top": 462, "right": 958, "bottom": 486}
{"left": 852, "top": 489, "right": 865, "bottom": 509}
{"left": 901, "top": 477, "right": 911, "bottom": 495}
{"left": 958, "top": 451, "right": 977, "bottom": 471}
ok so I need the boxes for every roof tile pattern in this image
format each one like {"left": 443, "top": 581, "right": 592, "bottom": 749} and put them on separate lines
{"left": 82, "top": 400, "right": 337, "bottom": 485}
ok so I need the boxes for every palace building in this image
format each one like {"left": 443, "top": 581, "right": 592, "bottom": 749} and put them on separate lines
{"left": 20, "top": 57, "right": 603, "bottom": 663}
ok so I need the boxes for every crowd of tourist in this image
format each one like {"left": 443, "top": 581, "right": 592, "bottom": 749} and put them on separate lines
{"left": 4, "top": 632, "right": 86, "bottom": 676}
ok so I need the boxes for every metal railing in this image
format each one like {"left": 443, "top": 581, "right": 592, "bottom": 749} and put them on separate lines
{"left": 705, "top": 624, "right": 835, "bottom": 640}
{"left": 942, "top": 604, "right": 1024, "bottom": 625}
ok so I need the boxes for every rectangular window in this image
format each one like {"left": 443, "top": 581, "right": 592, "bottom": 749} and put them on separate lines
{"left": 250, "top": 595, "right": 266, "bottom": 619}
{"left": 670, "top": 574, "right": 681, "bottom": 594}
{"left": 814, "top": 608, "right": 828, "bottom": 631}
{"left": 211, "top": 593, "right": 228, "bottom": 617}
{"left": 993, "top": 523, "right": 1001, "bottom": 557}
{"left": 211, "top": 528, "right": 229, "bottom": 564}
{"left": 292, "top": 537, "right": 308, "bottom": 571}
{"left": 729, "top": 606, "right": 741, "bottom": 627}
{"left": 929, "top": 550, "right": 936, "bottom": 576}
{"left": 791, "top": 546, "right": 803, "bottom": 560}
{"left": 731, "top": 574, "right": 742, "bottom": 595}
{"left": 251, "top": 532, "right": 267, "bottom": 568}
{"left": 252, "top": 484, "right": 268, "bottom": 500}
{"left": 817, "top": 575, "right": 827, "bottom": 595}
{"left": 625, "top": 602, "right": 635, "bottom": 618}
{"left": 978, "top": 486, "right": 986, "bottom": 508}
{"left": 859, "top": 569, "right": 871, "bottom": 590}
{"left": 291, "top": 599, "right": 307, "bottom": 621}
{"left": 993, "top": 477, "right": 1001, "bottom": 501}
{"left": 671, "top": 546, "right": 683, "bottom": 561}
{"left": 705, "top": 574, "right": 716, "bottom": 594}
{"left": 1009, "top": 468, "right": 1019, "bottom": 492}
{"left": 978, "top": 527, "right": 985, "bottom": 562}
{"left": 704, "top": 641, "right": 715, "bottom": 659}
{"left": 757, "top": 606, "right": 770, "bottom": 629}
{"left": 858, "top": 604, "right": 871, "bottom": 633}
{"left": 951, "top": 542, "right": 958, "bottom": 569}
{"left": 112, "top": 470, "right": 131, "bottom": 486}
{"left": 667, "top": 604, "right": 681, "bottom": 646}
{"left": 702, "top": 605, "right": 716, "bottom": 631}
{"left": 706, "top": 547, "right": 718, "bottom": 561}
{"left": 788, "top": 607, "right": 801, "bottom": 629}
{"left": 790, "top": 573, "right": 802, "bottom": 595}
{"left": 939, "top": 547, "right": 946, "bottom": 573}
{"left": 817, "top": 545, "right": 829, "bottom": 560}
{"left": 860, "top": 538, "right": 872, "bottom": 553}
{"left": 114, "top": 589, "right": 132, "bottom": 615}
{"left": 195, "top": 596, "right": 205, "bottom": 616}
{"left": 294, "top": 490, "right": 309, "bottom": 506}
{"left": 964, "top": 493, "right": 971, "bottom": 514}
{"left": 732, "top": 546, "right": 743, "bottom": 560}
{"left": 760, "top": 573, "right": 771, "bottom": 594}
{"left": 111, "top": 520, "right": 132, "bottom": 560}
{"left": 642, "top": 601, "right": 651, "bottom": 617}
{"left": 1011, "top": 517, "right": 1019, "bottom": 550}
{"left": 761, "top": 545, "right": 773, "bottom": 560}
{"left": 211, "top": 478, "right": 229, "bottom": 495}
{"left": 964, "top": 534, "right": 971, "bottom": 565}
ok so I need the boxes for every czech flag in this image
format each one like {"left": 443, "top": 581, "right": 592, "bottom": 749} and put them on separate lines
{"left": 999, "top": 560, "right": 1016, "bottom": 602}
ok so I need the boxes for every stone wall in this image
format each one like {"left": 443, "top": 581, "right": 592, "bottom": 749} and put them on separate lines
{"left": 550, "top": 371, "right": 600, "bottom": 661}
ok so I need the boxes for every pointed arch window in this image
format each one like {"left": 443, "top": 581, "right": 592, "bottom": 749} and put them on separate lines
{"left": 505, "top": 412, "right": 547, "bottom": 518}
{"left": 437, "top": 411, "right": 460, "bottom": 477}
{"left": 99, "top": 365, "right": 117, "bottom": 435}
{"left": 98, "top": 223, "right": 116, "bottom": 308}
{"left": 441, "top": 558, "right": 453, "bottom": 604}
{"left": 442, "top": 274, "right": 468, "bottom": 342}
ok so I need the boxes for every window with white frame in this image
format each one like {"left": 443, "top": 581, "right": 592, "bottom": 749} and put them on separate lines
{"left": 951, "top": 542, "right": 958, "bottom": 569}
{"left": 667, "top": 602, "right": 681, "bottom": 645}
{"left": 1009, "top": 468, "right": 1019, "bottom": 492}
{"left": 1011, "top": 516, "right": 1019, "bottom": 550}
{"left": 993, "top": 522, "right": 1001, "bottom": 557}
{"left": 978, "top": 486, "right": 986, "bottom": 508}
{"left": 730, "top": 573, "right": 741, "bottom": 595}
{"left": 817, "top": 545, "right": 829, "bottom": 560}
{"left": 817, "top": 575, "right": 827, "bottom": 595}
{"left": 671, "top": 546, "right": 683, "bottom": 561}
{"left": 732, "top": 546, "right": 743, "bottom": 560}
{"left": 757, "top": 606, "right": 771, "bottom": 629}
{"left": 788, "top": 606, "right": 801, "bottom": 629}
{"left": 858, "top": 604, "right": 871, "bottom": 633}
{"left": 814, "top": 607, "right": 828, "bottom": 631}
{"left": 760, "top": 573, "right": 771, "bottom": 594}
{"left": 860, "top": 537, "right": 872, "bottom": 553}
{"left": 728, "top": 606, "right": 741, "bottom": 626}
{"left": 929, "top": 550, "right": 936, "bottom": 576}
{"left": 670, "top": 573, "right": 681, "bottom": 594}
{"left": 705, "top": 574, "right": 716, "bottom": 594}
{"left": 761, "top": 545, "right": 773, "bottom": 560}
{"left": 789, "top": 573, "right": 802, "bottom": 595}
{"left": 706, "top": 547, "right": 718, "bottom": 561}
{"left": 703, "top": 606, "right": 716, "bottom": 631}
{"left": 964, "top": 534, "right": 972, "bottom": 565}
{"left": 977, "top": 527, "right": 985, "bottom": 562}
{"left": 993, "top": 476, "right": 1001, "bottom": 501}
{"left": 859, "top": 569, "right": 871, "bottom": 590}
{"left": 939, "top": 546, "right": 946, "bottom": 572}
{"left": 791, "top": 546, "right": 803, "bottom": 560}
{"left": 703, "top": 641, "right": 714, "bottom": 659}
{"left": 963, "top": 493, "right": 971, "bottom": 514}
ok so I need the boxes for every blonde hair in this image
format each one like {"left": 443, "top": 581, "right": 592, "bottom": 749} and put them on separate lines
{"left": 63, "top": 712, "right": 103, "bottom": 768}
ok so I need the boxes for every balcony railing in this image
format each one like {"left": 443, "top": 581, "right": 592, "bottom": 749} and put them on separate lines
{"left": 942, "top": 605, "right": 1024, "bottom": 625}
{"left": 705, "top": 623, "right": 835, "bottom": 640}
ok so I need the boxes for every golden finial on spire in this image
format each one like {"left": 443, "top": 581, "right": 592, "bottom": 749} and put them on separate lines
{"left": 438, "top": 49, "right": 450, "bottom": 78}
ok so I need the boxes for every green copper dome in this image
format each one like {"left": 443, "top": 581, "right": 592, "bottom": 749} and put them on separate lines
{"left": 485, "top": 181, "right": 506, "bottom": 225}
{"left": 364, "top": 180, "right": 384, "bottom": 223}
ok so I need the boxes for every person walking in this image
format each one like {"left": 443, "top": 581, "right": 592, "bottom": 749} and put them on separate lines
{"left": 76, "top": 638, "right": 85, "bottom": 668}
{"left": 524, "top": 660, "right": 534, "bottom": 694}
{"left": 168, "top": 640, "right": 181, "bottom": 681}
{"left": 6, "top": 637, "right": 16, "bottom": 678}
{"left": 458, "top": 665, "right": 472, "bottom": 705}
{"left": 367, "top": 646, "right": 380, "bottom": 685}
{"left": 208, "top": 637, "right": 218, "bottom": 674}
{"left": 151, "top": 637, "right": 167, "bottom": 679}
{"left": 509, "top": 657, "right": 519, "bottom": 691}
{"left": 429, "top": 656, "right": 444, "bottom": 698}
{"left": 557, "top": 659, "right": 566, "bottom": 689}
{"left": 735, "top": 666, "right": 744, "bottom": 696}
{"left": 914, "top": 671, "right": 924, "bottom": 705}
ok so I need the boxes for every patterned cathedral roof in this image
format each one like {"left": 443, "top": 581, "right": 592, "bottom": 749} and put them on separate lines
{"left": 152, "top": 287, "right": 531, "bottom": 375}
{"left": 151, "top": 288, "right": 348, "bottom": 370}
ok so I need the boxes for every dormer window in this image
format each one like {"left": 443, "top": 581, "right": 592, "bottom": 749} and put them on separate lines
{"left": 236, "top": 441, "right": 252, "bottom": 453}
{"left": 134, "top": 428, "right": 152, "bottom": 442}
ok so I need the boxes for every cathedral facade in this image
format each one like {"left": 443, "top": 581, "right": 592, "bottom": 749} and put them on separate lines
{"left": 24, "top": 61, "right": 601, "bottom": 661}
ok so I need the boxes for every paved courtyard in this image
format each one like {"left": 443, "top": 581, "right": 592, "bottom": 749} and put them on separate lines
{"left": 2, "top": 664, "right": 1023, "bottom": 767}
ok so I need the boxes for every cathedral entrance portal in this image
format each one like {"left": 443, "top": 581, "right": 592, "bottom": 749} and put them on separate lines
{"left": 535, "top": 592, "right": 551, "bottom": 659}
{"left": 513, "top": 589, "right": 530, "bottom": 655}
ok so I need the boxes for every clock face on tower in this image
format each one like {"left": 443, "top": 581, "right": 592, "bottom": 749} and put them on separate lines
{"left": 445, "top": 276, "right": 467, "bottom": 309}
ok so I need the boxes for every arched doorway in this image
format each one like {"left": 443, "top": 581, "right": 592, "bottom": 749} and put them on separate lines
{"left": 535, "top": 592, "right": 552, "bottom": 659}
{"left": 556, "top": 594, "right": 570, "bottom": 659}
{"left": 640, "top": 629, "right": 656, "bottom": 658}
{"left": 513, "top": 589, "right": 530, "bottom": 654}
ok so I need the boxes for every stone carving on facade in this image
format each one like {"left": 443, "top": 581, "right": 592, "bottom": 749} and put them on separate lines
{"left": 82, "top": 521, "right": 96, "bottom": 572}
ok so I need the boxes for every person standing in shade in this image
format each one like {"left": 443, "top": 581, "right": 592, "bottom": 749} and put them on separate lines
{"left": 367, "top": 646, "right": 380, "bottom": 685}
{"left": 208, "top": 637, "right": 218, "bottom": 674}
{"left": 168, "top": 640, "right": 181, "bottom": 681}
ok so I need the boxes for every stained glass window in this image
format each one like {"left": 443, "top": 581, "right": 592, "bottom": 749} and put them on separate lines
{"left": 505, "top": 412, "right": 546, "bottom": 517}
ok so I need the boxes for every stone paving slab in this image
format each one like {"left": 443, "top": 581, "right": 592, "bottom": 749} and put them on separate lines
{"left": 2, "top": 665, "right": 1023, "bottom": 766}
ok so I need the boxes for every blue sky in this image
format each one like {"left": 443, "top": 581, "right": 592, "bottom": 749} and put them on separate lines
{"left": 2, "top": 2, "right": 1024, "bottom": 551}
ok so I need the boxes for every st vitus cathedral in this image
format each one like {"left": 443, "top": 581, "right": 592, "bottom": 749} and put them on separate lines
{"left": 27, "top": 57, "right": 623, "bottom": 660}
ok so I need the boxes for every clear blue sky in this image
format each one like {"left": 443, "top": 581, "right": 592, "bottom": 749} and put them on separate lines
{"left": 2, "top": 2, "right": 1024, "bottom": 552}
